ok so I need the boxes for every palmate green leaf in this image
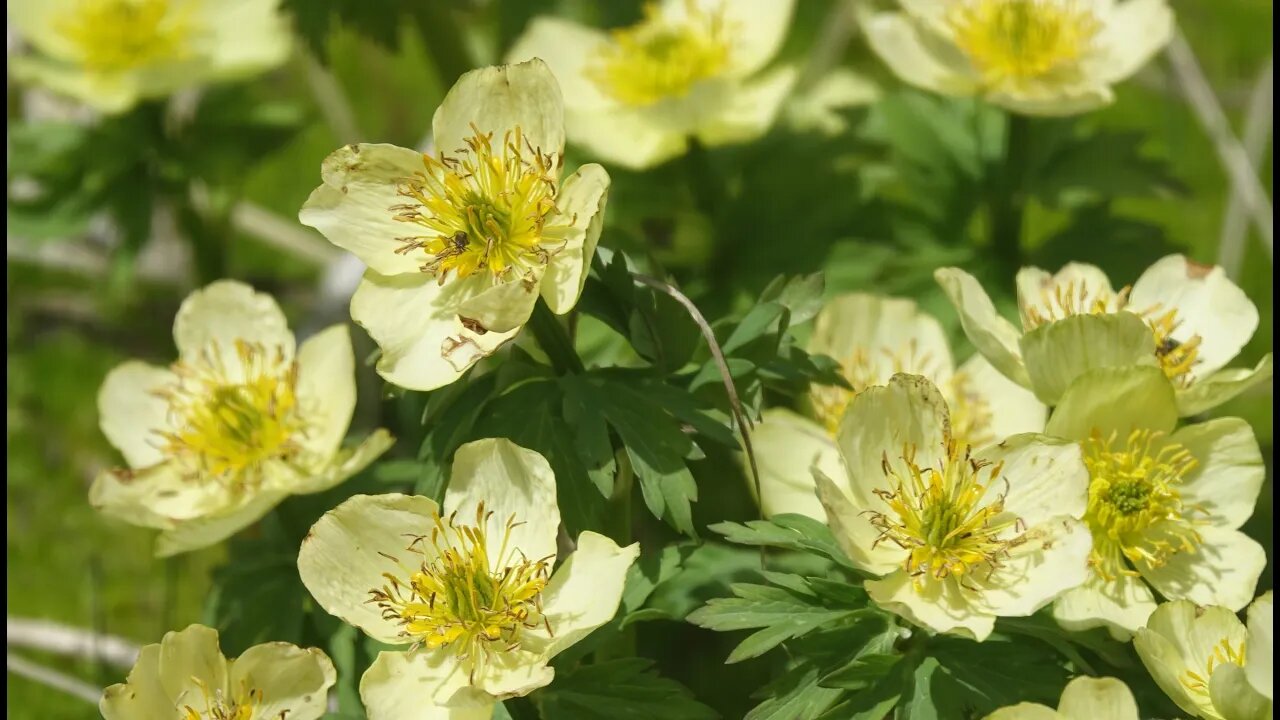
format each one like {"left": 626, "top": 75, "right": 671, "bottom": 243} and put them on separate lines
{"left": 928, "top": 636, "right": 1071, "bottom": 716}
{"left": 203, "top": 511, "right": 306, "bottom": 657}
{"left": 534, "top": 659, "right": 717, "bottom": 720}
{"left": 749, "top": 664, "right": 845, "bottom": 720}
{"left": 1029, "top": 128, "right": 1187, "bottom": 208}
{"left": 708, "top": 514, "right": 857, "bottom": 571}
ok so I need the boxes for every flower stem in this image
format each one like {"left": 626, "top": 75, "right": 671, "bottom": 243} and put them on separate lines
{"left": 527, "top": 300, "right": 585, "bottom": 375}
{"left": 990, "top": 113, "right": 1032, "bottom": 270}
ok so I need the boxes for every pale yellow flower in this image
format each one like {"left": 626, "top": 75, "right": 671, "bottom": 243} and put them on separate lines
{"left": 863, "top": 0, "right": 1174, "bottom": 116}
{"left": 936, "top": 255, "right": 1273, "bottom": 414}
{"left": 299, "top": 60, "right": 610, "bottom": 392}
{"left": 1135, "top": 596, "right": 1274, "bottom": 720}
{"left": 91, "top": 280, "right": 393, "bottom": 556}
{"left": 753, "top": 293, "right": 1045, "bottom": 519}
{"left": 984, "top": 675, "right": 1139, "bottom": 720}
{"left": 815, "top": 373, "right": 1091, "bottom": 640}
{"left": 506, "top": 0, "right": 798, "bottom": 169}
{"left": 8, "top": 0, "right": 290, "bottom": 114}
{"left": 297, "top": 438, "right": 640, "bottom": 717}
{"left": 1046, "top": 366, "right": 1265, "bottom": 639}
{"left": 100, "top": 624, "right": 335, "bottom": 720}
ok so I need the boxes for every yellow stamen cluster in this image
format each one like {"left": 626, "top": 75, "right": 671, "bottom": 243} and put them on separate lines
{"left": 155, "top": 340, "right": 305, "bottom": 483}
{"left": 1180, "top": 637, "right": 1247, "bottom": 696}
{"left": 810, "top": 341, "right": 944, "bottom": 436}
{"left": 1082, "top": 429, "right": 1201, "bottom": 581}
{"left": 948, "top": 0, "right": 1101, "bottom": 84}
{"left": 1137, "top": 305, "right": 1203, "bottom": 385}
{"left": 867, "top": 440, "right": 1024, "bottom": 589}
{"left": 392, "top": 124, "right": 570, "bottom": 285}
{"left": 946, "top": 371, "right": 996, "bottom": 449}
{"left": 369, "top": 503, "right": 552, "bottom": 675}
{"left": 585, "top": 1, "right": 733, "bottom": 107}
{"left": 181, "top": 678, "right": 278, "bottom": 720}
{"left": 1020, "top": 279, "right": 1129, "bottom": 330}
{"left": 56, "top": 0, "right": 191, "bottom": 74}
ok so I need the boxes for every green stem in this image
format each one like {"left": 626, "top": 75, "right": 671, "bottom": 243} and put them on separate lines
{"left": 990, "top": 113, "right": 1032, "bottom": 269}
{"left": 683, "top": 138, "right": 723, "bottom": 219}
{"left": 527, "top": 300, "right": 585, "bottom": 375}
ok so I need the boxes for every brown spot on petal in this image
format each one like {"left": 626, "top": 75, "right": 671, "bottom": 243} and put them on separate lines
{"left": 1185, "top": 259, "right": 1214, "bottom": 279}
{"left": 460, "top": 317, "right": 488, "bottom": 335}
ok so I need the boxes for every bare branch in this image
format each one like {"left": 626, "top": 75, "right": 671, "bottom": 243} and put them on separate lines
{"left": 1217, "top": 56, "right": 1274, "bottom": 278}
{"left": 8, "top": 617, "right": 140, "bottom": 669}
{"left": 7, "top": 653, "right": 102, "bottom": 705}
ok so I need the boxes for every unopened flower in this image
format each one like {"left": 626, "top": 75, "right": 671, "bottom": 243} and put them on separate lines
{"left": 862, "top": 0, "right": 1174, "bottom": 116}
{"left": 92, "top": 280, "right": 393, "bottom": 556}
{"left": 9, "top": 0, "right": 290, "bottom": 114}
{"left": 754, "top": 293, "right": 1044, "bottom": 519}
{"left": 297, "top": 438, "right": 639, "bottom": 716}
{"left": 1046, "top": 366, "right": 1265, "bottom": 638}
{"left": 984, "top": 675, "right": 1139, "bottom": 720}
{"left": 815, "top": 373, "right": 1091, "bottom": 640}
{"left": 936, "top": 255, "right": 1273, "bottom": 414}
{"left": 1135, "top": 596, "right": 1274, "bottom": 720}
{"left": 101, "top": 624, "right": 335, "bottom": 720}
{"left": 506, "top": 0, "right": 798, "bottom": 169}
{"left": 300, "top": 60, "right": 609, "bottom": 391}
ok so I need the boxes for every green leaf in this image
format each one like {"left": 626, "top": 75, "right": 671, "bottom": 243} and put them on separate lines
{"left": 1030, "top": 128, "right": 1187, "bottom": 208}
{"left": 747, "top": 664, "right": 844, "bottom": 720}
{"left": 534, "top": 659, "right": 717, "bottom": 720}
{"left": 708, "top": 514, "right": 857, "bottom": 570}
{"left": 203, "top": 512, "right": 306, "bottom": 656}
{"left": 758, "top": 273, "right": 826, "bottom": 327}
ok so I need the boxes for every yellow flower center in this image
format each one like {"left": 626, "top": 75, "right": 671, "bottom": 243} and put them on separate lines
{"left": 1082, "top": 428, "right": 1202, "bottom": 581}
{"left": 182, "top": 678, "right": 272, "bottom": 720}
{"left": 1181, "top": 637, "right": 1247, "bottom": 696}
{"left": 370, "top": 503, "right": 552, "bottom": 674}
{"left": 56, "top": 0, "right": 192, "bottom": 74}
{"left": 156, "top": 340, "right": 305, "bottom": 483}
{"left": 947, "top": 0, "right": 1101, "bottom": 83}
{"left": 392, "top": 125, "right": 571, "bottom": 286}
{"left": 867, "top": 440, "right": 1025, "bottom": 588}
{"left": 585, "top": 0, "right": 733, "bottom": 107}
{"left": 1135, "top": 304, "right": 1204, "bottom": 386}
{"left": 946, "top": 371, "right": 996, "bottom": 449}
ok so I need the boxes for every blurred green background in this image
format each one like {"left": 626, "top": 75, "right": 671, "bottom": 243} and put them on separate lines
{"left": 6, "top": 0, "right": 1272, "bottom": 717}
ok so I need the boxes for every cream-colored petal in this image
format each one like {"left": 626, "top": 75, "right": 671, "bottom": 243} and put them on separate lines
{"left": 432, "top": 59, "right": 565, "bottom": 164}
{"left": 1209, "top": 663, "right": 1271, "bottom": 720}
{"left": 836, "top": 374, "right": 951, "bottom": 509}
{"left": 443, "top": 438, "right": 561, "bottom": 568}
{"left": 1137, "top": 527, "right": 1265, "bottom": 612}
{"left": 287, "top": 429, "right": 395, "bottom": 496}
{"left": 294, "top": 324, "right": 356, "bottom": 458}
{"left": 1176, "top": 354, "right": 1273, "bottom": 417}
{"left": 526, "top": 532, "right": 639, "bottom": 660}
{"left": 984, "top": 703, "right": 1063, "bottom": 720}
{"left": 541, "top": 163, "right": 610, "bottom": 314}
{"left": 564, "top": 105, "right": 689, "bottom": 170}
{"left": 809, "top": 293, "right": 954, "bottom": 385}
{"left": 159, "top": 624, "right": 229, "bottom": 707}
{"left": 986, "top": 84, "right": 1115, "bottom": 117}
{"left": 1130, "top": 255, "right": 1259, "bottom": 378}
{"left": 200, "top": 0, "right": 292, "bottom": 78}
{"left": 1172, "top": 418, "right": 1264, "bottom": 530}
{"left": 695, "top": 66, "right": 798, "bottom": 147}
{"left": 935, "top": 267, "right": 1030, "bottom": 387}
{"left": 9, "top": 0, "right": 82, "bottom": 61}
{"left": 229, "top": 643, "right": 336, "bottom": 720}
{"left": 504, "top": 16, "right": 614, "bottom": 111}
{"left": 783, "top": 67, "right": 882, "bottom": 135}
{"left": 975, "top": 434, "right": 1088, "bottom": 529}
{"left": 360, "top": 650, "right": 490, "bottom": 720}
{"left": 814, "top": 468, "right": 903, "bottom": 576}
{"left": 752, "top": 408, "right": 840, "bottom": 520}
{"left": 97, "top": 360, "right": 175, "bottom": 469}
{"left": 1057, "top": 676, "right": 1140, "bottom": 720}
{"left": 154, "top": 490, "right": 286, "bottom": 558}
{"left": 173, "top": 280, "right": 295, "bottom": 367}
{"left": 8, "top": 57, "right": 143, "bottom": 114}
{"left": 1247, "top": 592, "right": 1273, "bottom": 700}
{"left": 350, "top": 271, "right": 519, "bottom": 392}
{"left": 1052, "top": 572, "right": 1157, "bottom": 639}
{"left": 1094, "top": 0, "right": 1175, "bottom": 84}
{"left": 1140, "top": 601, "right": 1247, "bottom": 720}
{"left": 454, "top": 273, "right": 542, "bottom": 335}
{"left": 298, "top": 143, "right": 434, "bottom": 277}
{"left": 1020, "top": 312, "right": 1158, "bottom": 406}
{"left": 970, "top": 517, "right": 1093, "bottom": 618}
{"left": 89, "top": 462, "right": 232, "bottom": 527}
{"left": 1045, "top": 365, "right": 1177, "bottom": 442}
{"left": 472, "top": 649, "right": 556, "bottom": 701}
{"left": 863, "top": 12, "right": 979, "bottom": 97}
{"left": 661, "top": 0, "right": 794, "bottom": 77}
{"left": 100, "top": 644, "right": 172, "bottom": 720}
{"left": 1016, "top": 263, "right": 1118, "bottom": 326}
{"left": 954, "top": 354, "right": 1046, "bottom": 445}
{"left": 297, "top": 493, "right": 441, "bottom": 645}
{"left": 866, "top": 570, "right": 996, "bottom": 640}
{"left": 1134, "top": 624, "right": 1209, "bottom": 719}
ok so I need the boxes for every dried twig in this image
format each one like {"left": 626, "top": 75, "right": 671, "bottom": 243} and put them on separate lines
{"left": 7, "top": 653, "right": 102, "bottom": 705}
{"left": 7, "top": 617, "right": 140, "bottom": 670}
{"left": 1217, "top": 56, "right": 1274, "bottom": 278}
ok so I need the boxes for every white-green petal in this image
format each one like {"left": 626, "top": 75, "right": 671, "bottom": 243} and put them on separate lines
{"left": 1020, "top": 312, "right": 1157, "bottom": 406}
{"left": 1247, "top": 592, "right": 1273, "bottom": 700}
{"left": 1094, "top": 0, "right": 1176, "bottom": 84}
{"left": 814, "top": 467, "right": 903, "bottom": 576}
{"left": 695, "top": 66, "right": 798, "bottom": 148}
{"left": 173, "top": 280, "right": 295, "bottom": 367}
{"left": 454, "top": 274, "right": 542, "bottom": 335}
{"left": 970, "top": 516, "right": 1092, "bottom": 618}
{"left": 808, "top": 293, "right": 954, "bottom": 383}
{"left": 295, "top": 324, "right": 357, "bottom": 458}
{"left": 1052, "top": 572, "right": 1157, "bottom": 639}
{"left": 531, "top": 531, "right": 640, "bottom": 659}
{"left": 1138, "top": 601, "right": 1248, "bottom": 720}
{"left": 360, "top": 650, "right": 492, "bottom": 720}
{"left": 984, "top": 703, "right": 1062, "bottom": 720}
{"left": 1134, "top": 625, "right": 1209, "bottom": 719}
{"left": 1209, "top": 663, "right": 1271, "bottom": 720}
{"left": 443, "top": 438, "right": 561, "bottom": 569}
{"left": 975, "top": 434, "right": 1088, "bottom": 528}
{"left": 986, "top": 84, "right": 1114, "bottom": 117}
{"left": 1016, "top": 264, "right": 1116, "bottom": 323}
{"left": 956, "top": 354, "right": 1046, "bottom": 440}
{"left": 155, "top": 490, "right": 286, "bottom": 558}
{"left": 158, "top": 624, "right": 228, "bottom": 705}
{"left": 432, "top": 59, "right": 565, "bottom": 165}
{"left": 298, "top": 143, "right": 433, "bottom": 277}
{"left": 662, "top": 0, "right": 795, "bottom": 77}
{"left": 1172, "top": 417, "right": 1264, "bottom": 530}
{"left": 100, "top": 645, "right": 170, "bottom": 720}
{"left": 297, "top": 493, "right": 441, "bottom": 645}
{"left": 1045, "top": 365, "right": 1177, "bottom": 442}
{"left": 504, "top": 17, "right": 613, "bottom": 111}
{"left": 288, "top": 429, "right": 395, "bottom": 496}
{"left": 1056, "top": 676, "right": 1140, "bottom": 720}
{"left": 199, "top": 0, "right": 292, "bottom": 79}
{"left": 935, "top": 267, "right": 1030, "bottom": 387}
{"left": 1176, "top": 354, "right": 1274, "bottom": 417}
{"left": 565, "top": 105, "right": 689, "bottom": 170}
{"left": 229, "top": 642, "right": 337, "bottom": 720}
{"left": 752, "top": 408, "right": 840, "bottom": 520}
{"left": 866, "top": 571, "right": 996, "bottom": 640}
{"left": 541, "top": 163, "right": 610, "bottom": 314}
{"left": 863, "top": 13, "right": 979, "bottom": 98}
{"left": 97, "top": 360, "right": 175, "bottom": 469}
{"left": 1137, "top": 526, "right": 1265, "bottom": 612}
{"left": 90, "top": 463, "right": 231, "bottom": 528}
